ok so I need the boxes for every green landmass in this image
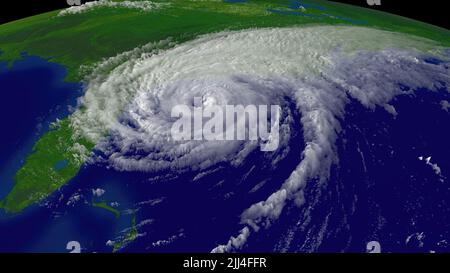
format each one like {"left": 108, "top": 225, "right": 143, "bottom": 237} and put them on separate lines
{"left": 93, "top": 201, "right": 121, "bottom": 218}
{"left": 0, "top": 0, "right": 449, "bottom": 214}
{"left": 0, "top": 0, "right": 449, "bottom": 82}
{"left": 0, "top": 119, "right": 94, "bottom": 213}
{"left": 112, "top": 215, "right": 138, "bottom": 252}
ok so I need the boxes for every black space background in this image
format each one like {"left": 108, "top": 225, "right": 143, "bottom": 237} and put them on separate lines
{"left": 0, "top": 0, "right": 448, "bottom": 29}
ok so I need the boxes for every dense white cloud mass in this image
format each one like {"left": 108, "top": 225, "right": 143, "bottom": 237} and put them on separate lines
{"left": 58, "top": 0, "right": 168, "bottom": 16}
{"left": 70, "top": 26, "right": 450, "bottom": 252}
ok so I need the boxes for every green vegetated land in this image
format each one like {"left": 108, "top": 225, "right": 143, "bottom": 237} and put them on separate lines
{"left": 0, "top": 119, "right": 95, "bottom": 213}
{"left": 93, "top": 201, "right": 121, "bottom": 218}
{"left": 0, "top": 0, "right": 449, "bottom": 213}
{"left": 112, "top": 215, "right": 138, "bottom": 252}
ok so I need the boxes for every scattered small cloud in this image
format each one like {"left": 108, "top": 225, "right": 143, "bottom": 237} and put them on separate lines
{"left": 418, "top": 156, "right": 445, "bottom": 182}
{"left": 92, "top": 188, "right": 105, "bottom": 197}
{"left": 441, "top": 100, "right": 450, "bottom": 112}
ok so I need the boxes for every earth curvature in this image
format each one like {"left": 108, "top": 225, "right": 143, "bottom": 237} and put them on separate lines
{"left": 0, "top": 0, "right": 449, "bottom": 253}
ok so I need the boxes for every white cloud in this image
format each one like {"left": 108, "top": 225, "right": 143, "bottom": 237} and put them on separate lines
{"left": 211, "top": 227, "right": 250, "bottom": 253}
{"left": 419, "top": 155, "right": 445, "bottom": 181}
{"left": 66, "top": 192, "right": 84, "bottom": 206}
{"left": 151, "top": 230, "right": 185, "bottom": 247}
{"left": 92, "top": 188, "right": 105, "bottom": 197}
{"left": 441, "top": 100, "right": 450, "bottom": 112}
{"left": 67, "top": 26, "right": 449, "bottom": 252}
{"left": 58, "top": 0, "right": 169, "bottom": 16}
{"left": 136, "top": 197, "right": 165, "bottom": 206}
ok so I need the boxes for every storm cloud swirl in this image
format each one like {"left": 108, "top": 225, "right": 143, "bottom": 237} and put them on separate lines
{"left": 70, "top": 26, "right": 450, "bottom": 252}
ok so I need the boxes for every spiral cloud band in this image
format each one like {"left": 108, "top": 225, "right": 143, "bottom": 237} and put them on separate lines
{"left": 70, "top": 26, "right": 450, "bottom": 252}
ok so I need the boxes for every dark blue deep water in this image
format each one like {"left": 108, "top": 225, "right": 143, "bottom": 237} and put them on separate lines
{"left": 243, "top": 87, "right": 450, "bottom": 253}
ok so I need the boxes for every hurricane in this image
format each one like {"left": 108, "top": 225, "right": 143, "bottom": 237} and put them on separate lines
{"left": 66, "top": 26, "right": 450, "bottom": 252}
